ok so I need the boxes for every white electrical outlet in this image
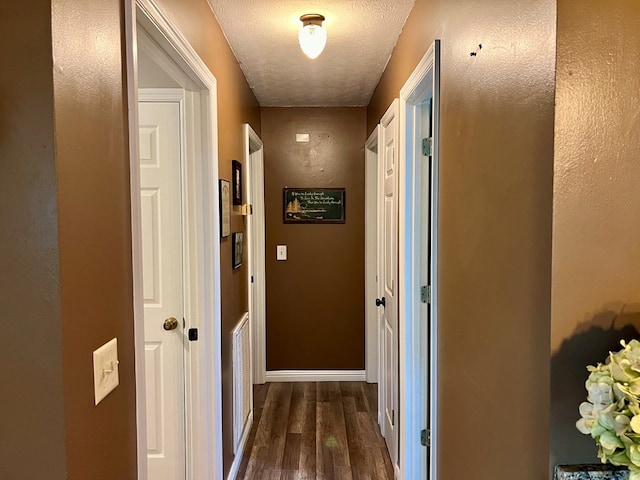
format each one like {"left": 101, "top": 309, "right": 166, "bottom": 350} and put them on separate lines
{"left": 277, "top": 245, "right": 287, "bottom": 261}
{"left": 93, "top": 338, "right": 120, "bottom": 405}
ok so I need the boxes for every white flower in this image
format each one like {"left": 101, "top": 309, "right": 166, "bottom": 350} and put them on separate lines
{"left": 577, "top": 340, "right": 640, "bottom": 477}
{"left": 587, "top": 381, "right": 614, "bottom": 408}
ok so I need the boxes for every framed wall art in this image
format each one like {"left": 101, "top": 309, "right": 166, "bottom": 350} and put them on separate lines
{"left": 219, "top": 179, "right": 230, "bottom": 237}
{"left": 232, "top": 160, "right": 242, "bottom": 205}
{"left": 283, "top": 187, "right": 346, "bottom": 224}
{"left": 232, "top": 231, "right": 243, "bottom": 269}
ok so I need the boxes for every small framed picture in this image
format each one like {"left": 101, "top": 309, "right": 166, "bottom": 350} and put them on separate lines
{"left": 219, "top": 179, "right": 230, "bottom": 238}
{"left": 232, "top": 160, "right": 242, "bottom": 205}
{"left": 232, "top": 232, "right": 243, "bottom": 269}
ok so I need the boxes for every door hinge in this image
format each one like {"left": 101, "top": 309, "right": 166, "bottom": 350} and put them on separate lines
{"left": 422, "top": 137, "right": 433, "bottom": 156}
{"left": 392, "top": 410, "right": 395, "bottom": 426}
{"left": 251, "top": 275, "right": 254, "bottom": 283}
{"left": 421, "top": 285, "right": 431, "bottom": 304}
{"left": 421, "top": 428, "right": 431, "bottom": 447}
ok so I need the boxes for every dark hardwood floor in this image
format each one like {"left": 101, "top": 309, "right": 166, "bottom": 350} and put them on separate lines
{"left": 237, "top": 382, "right": 394, "bottom": 480}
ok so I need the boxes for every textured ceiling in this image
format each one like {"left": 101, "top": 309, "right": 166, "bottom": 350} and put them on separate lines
{"left": 207, "top": 0, "right": 415, "bottom": 107}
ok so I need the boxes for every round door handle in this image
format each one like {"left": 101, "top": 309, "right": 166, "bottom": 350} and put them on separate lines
{"left": 163, "top": 317, "right": 179, "bottom": 331}
{"left": 375, "top": 297, "right": 386, "bottom": 307}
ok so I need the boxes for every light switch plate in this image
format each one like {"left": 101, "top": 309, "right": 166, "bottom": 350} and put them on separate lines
{"left": 277, "top": 245, "right": 287, "bottom": 261}
{"left": 93, "top": 338, "right": 119, "bottom": 405}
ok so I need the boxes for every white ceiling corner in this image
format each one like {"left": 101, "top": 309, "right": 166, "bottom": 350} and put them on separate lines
{"left": 207, "top": 0, "right": 416, "bottom": 107}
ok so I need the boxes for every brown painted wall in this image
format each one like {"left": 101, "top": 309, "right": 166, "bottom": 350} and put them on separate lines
{"left": 0, "top": 3, "right": 67, "bottom": 479}
{"left": 262, "top": 108, "right": 366, "bottom": 371}
{"left": 51, "top": 0, "right": 138, "bottom": 477}
{"left": 369, "top": 1, "right": 556, "bottom": 478}
{"left": 551, "top": 0, "right": 640, "bottom": 469}
{"left": 152, "top": 0, "right": 261, "bottom": 474}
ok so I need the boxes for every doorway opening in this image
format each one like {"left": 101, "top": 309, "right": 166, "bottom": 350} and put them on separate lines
{"left": 125, "top": 0, "right": 222, "bottom": 478}
{"left": 398, "top": 40, "right": 440, "bottom": 480}
{"left": 244, "top": 125, "right": 266, "bottom": 387}
{"left": 365, "top": 126, "right": 381, "bottom": 388}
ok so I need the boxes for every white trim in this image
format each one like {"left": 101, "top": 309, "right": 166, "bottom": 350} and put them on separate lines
{"left": 244, "top": 124, "right": 266, "bottom": 385}
{"left": 126, "top": 1, "right": 223, "bottom": 478}
{"left": 265, "top": 370, "right": 367, "bottom": 382}
{"left": 124, "top": 2, "right": 147, "bottom": 477}
{"left": 181, "top": 88, "right": 200, "bottom": 480}
{"left": 225, "top": 410, "right": 254, "bottom": 480}
{"left": 398, "top": 40, "right": 440, "bottom": 480}
{"left": 138, "top": 88, "right": 185, "bottom": 102}
{"left": 365, "top": 126, "right": 380, "bottom": 384}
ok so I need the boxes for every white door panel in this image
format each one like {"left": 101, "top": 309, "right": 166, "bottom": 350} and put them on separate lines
{"left": 384, "top": 322, "right": 394, "bottom": 429}
{"left": 139, "top": 99, "right": 186, "bottom": 480}
{"left": 379, "top": 100, "right": 399, "bottom": 466}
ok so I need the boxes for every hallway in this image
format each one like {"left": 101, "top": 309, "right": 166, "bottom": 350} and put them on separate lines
{"left": 237, "top": 382, "right": 394, "bottom": 480}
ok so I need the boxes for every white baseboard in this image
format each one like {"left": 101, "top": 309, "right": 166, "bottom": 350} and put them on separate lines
{"left": 265, "top": 370, "right": 366, "bottom": 382}
{"left": 226, "top": 410, "right": 253, "bottom": 480}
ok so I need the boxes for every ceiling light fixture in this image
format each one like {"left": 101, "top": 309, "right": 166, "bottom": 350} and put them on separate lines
{"left": 299, "top": 14, "right": 327, "bottom": 59}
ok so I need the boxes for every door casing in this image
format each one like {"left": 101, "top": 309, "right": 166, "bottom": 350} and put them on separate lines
{"left": 125, "top": 1, "right": 223, "bottom": 478}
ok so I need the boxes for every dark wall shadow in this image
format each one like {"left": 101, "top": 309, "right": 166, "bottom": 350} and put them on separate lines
{"left": 551, "top": 307, "right": 640, "bottom": 474}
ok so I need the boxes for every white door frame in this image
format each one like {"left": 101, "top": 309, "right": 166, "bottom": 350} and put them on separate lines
{"left": 125, "top": 1, "right": 223, "bottom": 478}
{"left": 398, "top": 40, "right": 440, "bottom": 480}
{"left": 365, "top": 127, "right": 380, "bottom": 384}
{"left": 244, "top": 124, "right": 266, "bottom": 385}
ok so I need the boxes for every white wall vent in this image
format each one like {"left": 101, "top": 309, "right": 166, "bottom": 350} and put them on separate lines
{"left": 232, "top": 312, "right": 252, "bottom": 453}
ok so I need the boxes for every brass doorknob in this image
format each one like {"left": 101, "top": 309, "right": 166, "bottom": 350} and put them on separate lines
{"left": 163, "top": 317, "right": 179, "bottom": 331}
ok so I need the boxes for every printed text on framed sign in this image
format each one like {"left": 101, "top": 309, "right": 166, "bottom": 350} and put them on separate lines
{"left": 283, "top": 188, "right": 345, "bottom": 224}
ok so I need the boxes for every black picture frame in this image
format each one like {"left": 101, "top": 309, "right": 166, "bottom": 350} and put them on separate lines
{"left": 232, "top": 160, "right": 242, "bottom": 205}
{"left": 232, "top": 232, "right": 243, "bottom": 269}
{"left": 283, "top": 187, "right": 346, "bottom": 224}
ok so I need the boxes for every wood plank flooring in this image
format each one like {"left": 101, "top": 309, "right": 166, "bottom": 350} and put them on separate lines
{"left": 237, "top": 382, "right": 394, "bottom": 480}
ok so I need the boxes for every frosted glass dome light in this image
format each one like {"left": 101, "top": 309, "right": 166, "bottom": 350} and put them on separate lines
{"left": 299, "top": 14, "right": 327, "bottom": 59}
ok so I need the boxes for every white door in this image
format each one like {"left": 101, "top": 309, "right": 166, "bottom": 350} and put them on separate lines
{"left": 139, "top": 98, "right": 186, "bottom": 480}
{"left": 378, "top": 100, "right": 399, "bottom": 466}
